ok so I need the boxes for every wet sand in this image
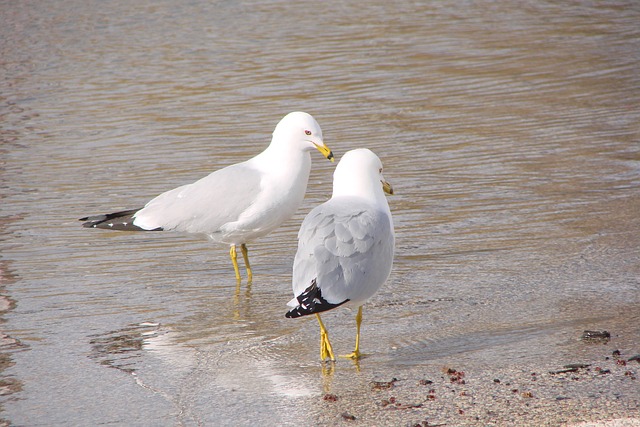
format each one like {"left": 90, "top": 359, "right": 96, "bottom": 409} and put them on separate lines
{"left": 306, "top": 333, "right": 639, "bottom": 427}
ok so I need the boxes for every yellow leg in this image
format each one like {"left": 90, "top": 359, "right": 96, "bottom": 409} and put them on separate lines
{"left": 316, "top": 314, "right": 335, "bottom": 362}
{"left": 341, "top": 306, "right": 363, "bottom": 360}
{"left": 230, "top": 245, "right": 242, "bottom": 282}
{"left": 240, "top": 243, "right": 252, "bottom": 283}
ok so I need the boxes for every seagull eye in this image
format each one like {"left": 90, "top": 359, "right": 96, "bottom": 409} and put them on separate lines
{"left": 304, "top": 130, "right": 312, "bottom": 135}
{"left": 379, "top": 168, "right": 383, "bottom": 173}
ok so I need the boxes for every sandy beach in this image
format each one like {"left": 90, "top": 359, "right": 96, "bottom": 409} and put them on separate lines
{"left": 308, "top": 345, "right": 639, "bottom": 426}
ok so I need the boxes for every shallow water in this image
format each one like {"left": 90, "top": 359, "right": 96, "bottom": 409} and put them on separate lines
{"left": 1, "top": 1, "right": 639, "bottom": 425}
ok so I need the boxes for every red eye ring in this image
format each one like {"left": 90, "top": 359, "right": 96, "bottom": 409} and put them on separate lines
{"left": 304, "top": 130, "right": 312, "bottom": 135}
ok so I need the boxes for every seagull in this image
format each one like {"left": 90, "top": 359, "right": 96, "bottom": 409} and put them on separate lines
{"left": 80, "top": 112, "right": 334, "bottom": 282}
{"left": 285, "top": 148, "right": 394, "bottom": 361}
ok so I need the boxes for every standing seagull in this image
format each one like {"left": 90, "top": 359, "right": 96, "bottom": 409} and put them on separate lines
{"left": 286, "top": 148, "right": 394, "bottom": 361}
{"left": 80, "top": 112, "right": 334, "bottom": 282}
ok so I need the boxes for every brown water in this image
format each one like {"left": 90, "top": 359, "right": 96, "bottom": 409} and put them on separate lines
{"left": 1, "top": 1, "right": 639, "bottom": 425}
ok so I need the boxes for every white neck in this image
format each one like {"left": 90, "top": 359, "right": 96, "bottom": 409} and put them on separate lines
{"left": 250, "top": 135, "right": 312, "bottom": 178}
{"left": 332, "top": 173, "right": 389, "bottom": 210}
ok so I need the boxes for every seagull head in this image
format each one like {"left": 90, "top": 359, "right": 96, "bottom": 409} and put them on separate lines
{"left": 332, "top": 148, "right": 393, "bottom": 199}
{"left": 273, "top": 112, "right": 334, "bottom": 162}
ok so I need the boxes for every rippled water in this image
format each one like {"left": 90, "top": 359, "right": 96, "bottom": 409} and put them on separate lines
{"left": 1, "top": 1, "right": 639, "bottom": 425}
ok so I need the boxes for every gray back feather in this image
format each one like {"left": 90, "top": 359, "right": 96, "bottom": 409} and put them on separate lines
{"left": 293, "top": 197, "right": 394, "bottom": 306}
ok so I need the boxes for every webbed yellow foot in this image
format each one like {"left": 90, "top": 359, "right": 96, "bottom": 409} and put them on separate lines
{"left": 316, "top": 314, "right": 335, "bottom": 362}
{"left": 340, "top": 350, "right": 362, "bottom": 360}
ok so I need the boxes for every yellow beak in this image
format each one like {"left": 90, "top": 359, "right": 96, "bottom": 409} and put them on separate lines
{"left": 382, "top": 179, "right": 394, "bottom": 195}
{"left": 314, "top": 143, "right": 335, "bottom": 162}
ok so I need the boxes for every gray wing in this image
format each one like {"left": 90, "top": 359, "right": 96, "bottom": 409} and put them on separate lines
{"left": 292, "top": 197, "right": 394, "bottom": 306}
{"left": 133, "top": 161, "right": 263, "bottom": 233}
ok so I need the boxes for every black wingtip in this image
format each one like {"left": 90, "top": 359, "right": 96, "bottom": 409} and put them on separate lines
{"left": 78, "top": 208, "right": 161, "bottom": 231}
{"left": 285, "top": 279, "right": 349, "bottom": 319}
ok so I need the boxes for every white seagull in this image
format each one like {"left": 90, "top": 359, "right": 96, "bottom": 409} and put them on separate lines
{"left": 80, "top": 112, "right": 334, "bottom": 282}
{"left": 286, "top": 148, "right": 394, "bottom": 361}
